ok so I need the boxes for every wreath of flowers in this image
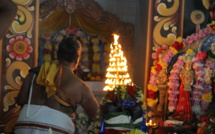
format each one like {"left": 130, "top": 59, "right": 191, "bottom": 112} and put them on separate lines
{"left": 168, "top": 49, "right": 196, "bottom": 112}
{"left": 183, "top": 25, "right": 213, "bottom": 45}
{"left": 167, "top": 55, "right": 185, "bottom": 112}
{"left": 147, "top": 37, "right": 183, "bottom": 107}
{"left": 201, "top": 59, "right": 214, "bottom": 111}
{"left": 191, "top": 51, "right": 206, "bottom": 114}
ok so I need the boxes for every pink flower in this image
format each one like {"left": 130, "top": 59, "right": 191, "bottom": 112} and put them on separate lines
{"left": 203, "top": 26, "right": 212, "bottom": 34}
{"left": 198, "top": 30, "right": 206, "bottom": 38}
{"left": 6, "top": 36, "right": 33, "bottom": 61}
{"left": 152, "top": 45, "right": 168, "bottom": 60}
{"left": 65, "top": 28, "right": 72, "bottom": 35}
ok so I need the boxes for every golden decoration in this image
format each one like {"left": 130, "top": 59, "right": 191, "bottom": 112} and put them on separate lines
{"left": 8, "top": 2, "right": 34, "bottom": 38}
{"left": 191, "top": 10, "right": 205, "bottom": 25}
{"left": 202, "top": 0, "right": 210, "bottom": 10}
{"left": 13, "top": 41, "right": 27, "bottom": 54}
{"left": 153, "top": 0, "right": 181, "bottom": 46}
{"left": 3, "top": 61, "right": 30, "bottom": 112}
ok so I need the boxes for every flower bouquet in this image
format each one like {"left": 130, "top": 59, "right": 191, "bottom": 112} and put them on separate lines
{"left": 97, "top": 84, "right": 148, "bottom": 134}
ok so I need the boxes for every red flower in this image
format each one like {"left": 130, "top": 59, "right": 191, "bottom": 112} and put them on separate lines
{"left": 201, "top": 117, "right": 210, "bottom": 123}
{"left": 155, "top": 63, "right": 162, "bottom": 71}
{"left": 109, "top": 90, "right": 115, "bottom": 101}
{"left": 148, "top": 90, "right": 156, "bottom": 99}
{"left": 44, "top": 48, "right": 50, "bottom": 54}
{"left": 167, "top": 124, "right": 173, "bottom": 127}
{"left": 138, "top": 101, "right": 143, "bottom": 105}
{"left": 65, "top": 28, "right": 72, "bottom": 35}
{"left": 172, "top": 41, "right": 183, "bottom": 50}
{"left": 183, "top": 125, "right": 190, "bottom": 128}
{"left": 196, "top": 51, "right": 207, "bottom": 60}
{"left": 126, "top": 85, "right": 136, "bottom": 97}
{"left": 159, "top": 121, "right": 164, "bottom": 126}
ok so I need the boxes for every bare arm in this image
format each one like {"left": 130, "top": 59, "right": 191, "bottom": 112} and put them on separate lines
{"left": 80, "top": 84, "right": 99, "bottom": 120}
{"left": 0, "top": 0, "right": 17, "bottom": 39}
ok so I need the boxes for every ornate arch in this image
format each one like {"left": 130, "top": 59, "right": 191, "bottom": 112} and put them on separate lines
{"left": 39, "top": 0, "right": 134, "bottom": 49}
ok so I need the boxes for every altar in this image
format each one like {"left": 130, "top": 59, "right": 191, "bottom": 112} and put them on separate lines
{"left": 85, "top": 81, "right": 105, "bottom": 102}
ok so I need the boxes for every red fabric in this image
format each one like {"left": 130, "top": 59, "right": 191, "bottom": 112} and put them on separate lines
{"left": 173, "top": 81, "right": 193, "bottom": 121}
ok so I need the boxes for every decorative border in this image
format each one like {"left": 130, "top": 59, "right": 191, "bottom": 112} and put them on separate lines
{"left": 0, "top": 0, "right": 39, "bottom": 132}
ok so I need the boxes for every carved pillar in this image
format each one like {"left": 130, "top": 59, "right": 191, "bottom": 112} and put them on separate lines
{"left": 0, "top": 0, "right": 39, "bottom": 132}
{"left": 145, "top": 0, "right": 184, "bottom": 132}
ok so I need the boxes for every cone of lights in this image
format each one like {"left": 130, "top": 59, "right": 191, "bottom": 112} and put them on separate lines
{"left": 103, "top": 34, "right": 132, "bottom": 91}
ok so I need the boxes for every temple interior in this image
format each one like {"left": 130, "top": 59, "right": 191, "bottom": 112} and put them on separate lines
{"left": 0, "top": 0, "right": 215, "bottom": 134}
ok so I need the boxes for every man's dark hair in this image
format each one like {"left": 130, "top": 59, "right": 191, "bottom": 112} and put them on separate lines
{"left": 57, "top": 37, "right": 81, "bottom": 63}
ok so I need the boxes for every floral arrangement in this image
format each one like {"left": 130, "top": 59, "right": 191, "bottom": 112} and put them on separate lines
{"left": 73, "top": 112, "right": 95, "bottom": 134}
{"left": 197, "top": 116, "right": 215, "bottom": 133}
{"left": 167, "top": 55, "right": 185, "bottom": 112}
{"left": 183, "top": 25, "right": 212, "bottom": 45}
{"left": 147, "top": 37, "right": 183, "bottom": 107}
{"left": 102, "top": 84, "right": 145, "bottom": 111}
{"left": 201, "top": 59, "right": 214, "bottom": 111}
{"left": 207, "top": 21, "right": 215, "bottom": 34}
{"left": 94, "top": 84, "right": 148, "bottom": 134}
{"left": 191, "top": 51, "right": 206, "bottom": 114}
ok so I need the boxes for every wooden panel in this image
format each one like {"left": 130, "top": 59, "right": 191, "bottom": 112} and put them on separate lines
{"left": 0, "top": 0, "right": 39, "bottom": 132}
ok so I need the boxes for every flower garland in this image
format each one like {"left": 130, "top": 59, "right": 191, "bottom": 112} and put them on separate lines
{"left": 191, "top": 52, "right": 206, "bottom": 114}
{"left": 201, "top": 59, "right": 214, "bottom": 111}
{"left": 207, "top": 21, "right": 215, "bottom": 34}
{"left": 167, "top": 55, "right": 185, "bottom": 112}
{"left": 147, "top": 37, "right": 183, "bottom": 107}
{"left": 91, "top": 35, "right": 101, "bottom": 74}
{"left": 183, "top": 25, "right": 213, "bottom": 45}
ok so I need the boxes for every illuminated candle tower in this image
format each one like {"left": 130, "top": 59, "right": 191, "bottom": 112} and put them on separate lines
{"left": 103, "top": 34, "right": 132, "bottom": 91}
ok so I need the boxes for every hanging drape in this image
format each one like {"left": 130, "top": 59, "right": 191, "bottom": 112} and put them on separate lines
{"left": 39, "top": 8, "right": 111, "bottom": 39}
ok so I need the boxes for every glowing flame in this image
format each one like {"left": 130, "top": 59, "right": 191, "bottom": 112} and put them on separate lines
{"left": 103, "top": 34, "right": 132, "bottom": 91}
{"left": 113, "top": 34, "right": 119, "bottom": 45}
{"left": 146, "top": 120, "right": 156, "bottom": 126}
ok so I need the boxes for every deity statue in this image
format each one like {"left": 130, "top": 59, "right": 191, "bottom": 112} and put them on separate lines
{"left": 173, "top": 53, "right": 194, "bottom": 121}
{"left": 180, "top": 55, "right": 194, "bottom": 91}
{"left": 155, "top": 69, "right": 168, "bottom": 112}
